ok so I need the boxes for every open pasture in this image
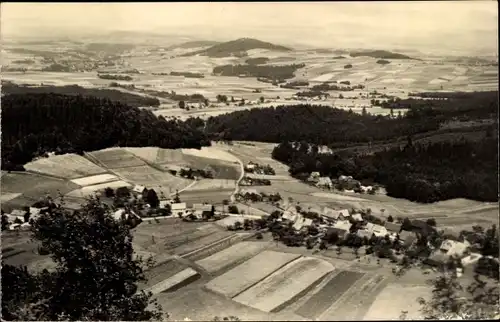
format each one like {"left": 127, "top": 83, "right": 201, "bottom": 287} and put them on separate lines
{"left": 233, "top": 256, "right": 334, "bottom": 313}
{"left": 139, "top": 258, "right": 193, "bottom": 290}
{"left": 70, "top": 173, "right": 119, "bottom": 186}
{"left": 196, "top": 241, "right": 269, "bottom": 274}
{"left": 182, "top": 154, "right": 242, "bottom": 180}
{"left": 24, "top": 153, "right": 107, "bottom": 179}
{"left": 1, "top": 172, "right": 79, "bottom": 204}
{"left": 206, "top": 251, "right": 301, "bottom": 298}
{"left": 0, "top": 192, "right": 22, "bottom": 203}
{"left": 133, "top": 219, "right": 210, "bottom": 245}
{"left": 181, "top": 146, "right": 240, "bottom": 163}
{"left": 87, "top": 148, "right": 147, "bottom": 169}
{"left": 180, "top": 190, "right": 233, "bottom": 205}
{"left": 113, "top": 165, "right": 190, "bottom": 189}
{"left": 124, "top": 147, "right": 160, "bottom": 163}
{"left": 171, "top": 230, "right": 235, "bottom": 257}
{"left": 186, "top": 179, "right": 237, "bottom": 191}
{"left": 363, "top": 284, "right": 430, "bottom": 320}
{"left": 65, "top": 180, "right": 131, "bottom": 198}
{"left": 155, "top": 148, "right": 187, "bottom": 165}
{"left": 146, "top": 268, "right": 200, "bottom": 294}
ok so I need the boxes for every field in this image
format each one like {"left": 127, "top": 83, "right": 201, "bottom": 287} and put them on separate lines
{"left": 113, "top": 165, "right": 191, "bottom": 190}
{"left": 124, "top": 147, "right": 160, "bottom": 163}
{"left": 87, "top": 148, "right": 147, "bottom": 169}
{"left": 70, "top": 173, "right": 119, "bottom": 186}
{"left": 205, "top": 251, "right": 301, "bottom": 298}
{"left": 1, "top": 172, "right": 80, "bottom": 211}
{"left": 146, "top": 268, "right": 200, "bottom": 294}
{"left": 182, "top": 154, "right": 241, "bottom": 180}
{"left": 65, "top": 180, "right": 132, "bottom": 198}
{"left": 296, "top": 270, "right": 365, "bottom": 319}
{"left": 23, "top": 153, "right": 107, "bottom": 179}
{"left": 196, "top": 241, "right": 269, "bottom": 274}
{"left": 182, "top": 147, "right": 240, "bottom": 163}
{"left": 186, "top": 179, "right": 237, "bottom": 191}
{"left": 363, "top": 284, "right": 431, "bottom": 320}
{"left": 233, "top": 256, "right": 334, "bottom": 312}
{"left": 179, "top": 190, "right": 234, "bottom": 205}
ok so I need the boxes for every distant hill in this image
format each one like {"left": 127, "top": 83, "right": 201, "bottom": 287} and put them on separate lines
{"left": 350, "top": 50, "right": 413, "bottom": 59}
{"left": 181, "top": 38, "right": 291, "bottom": 58}
{"left": 167, "top": 40, "right": 221, "bottom": 50}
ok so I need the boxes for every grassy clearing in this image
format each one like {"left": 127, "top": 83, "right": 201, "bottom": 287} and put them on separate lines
{"left": 113, "top": 165, "right": 190, "bottom": 189}
{"left": 1, "top": 172, "right": 79, "bottom": 203}
{"left": 88, "top": 148, "right": 147, "bottom": 169}
{"left": 65, "top": 180, "right": 132, "bottom": 198}
{"left": 24, "top": 153, "right": 106, "bottom": 179}
{"left": 181, "top": 147, "right": 240, "bottom": 163}
{"left": 124, "top": 147, "right": 160, "bottom": 163}
{"left": 139, "top": 258, "right": 189, "bottom": 290}
{"left": 183, "top": 154, "right": 241, "bottom": 180}
{"left": 363, "top": 284, "right": 431, "bottom": 320}
{"left": 173, "top": 231, "right": 235, "bottom": 256}
{"left": 70, "top": 174, "right": 119, "bottom": 186}
{"left": 196, "top": 241, "right": 269, "bottom": 274}
{"left": 206, "top": 251, "right": 301, "bottom": 298}
{"left": 0, "top": 192, "right": 22, "bottom": 203}
{"left": 179, "top": 190, "right": 233, "bottom": 205}
{"left": 186, "top": 179, "right": 237, "bottom": 191}
{"left": 155, "top": 148, "right": 186, "bottom": 164}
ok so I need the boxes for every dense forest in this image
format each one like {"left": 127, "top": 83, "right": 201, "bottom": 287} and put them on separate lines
{"left": 1, "top": 93, "right": 210, "bottom": 171}
{"left": 97, "top": 74, "right": 133, "bottom": 81}
{"left": 205, "top": 105, "right": 440, "bottom": 145}
{"left": 212, "top": 63, "right": 305, "bottom": 80}
{"left": 2, "top": 82, "right": 160, "bottom": 108}
{"left": 272, "top": 138, "right": 498, "bottom": 203}
{"left": 170, "top": 71, "right": 204, "bottom": 78}
{"left": 245, "top": 57, "right": 270, "bottom": 65}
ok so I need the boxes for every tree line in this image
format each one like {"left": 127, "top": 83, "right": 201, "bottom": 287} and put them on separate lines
{"left": 1, "top": 93, "right": 210, "bottom": 171}
{"left": 212, "top": 63, "right": 305, "bottom": 81}
{"left": 272, "top": 138, "right": 498, "bottom": 203}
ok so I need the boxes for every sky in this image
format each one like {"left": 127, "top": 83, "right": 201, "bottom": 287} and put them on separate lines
{"left": 1, "top": 2, "right": 498, "bottom": 54}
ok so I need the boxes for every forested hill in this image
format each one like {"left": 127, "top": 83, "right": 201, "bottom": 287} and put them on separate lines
{"left": 205, "top": 105, "right": 440, "bottom": 145}
{"left": 182, "top": 38, "right": 291, "bottom": 57}
{"left": 272, "top": 138, "right": 498, "bottom": 203}
{"left": 1, "top": 93, "right": 210, "bottom": 171}
{"left": 1, "top": 82, "right": 160, "bottom": 108}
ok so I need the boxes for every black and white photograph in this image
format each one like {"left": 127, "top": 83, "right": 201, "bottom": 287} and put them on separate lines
{"left": 1, "top": 2, "right": 498, "bottom": 321}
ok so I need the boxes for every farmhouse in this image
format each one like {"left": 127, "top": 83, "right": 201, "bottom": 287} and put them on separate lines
{"left": 365, "top": 222, "right": 388, "bottom": 237}
{"left": 282, "top": 211, "right": 299, "bottom": 222}
{"left": 398, "top": 230, "right": 417, "bottom": 247}
{"left": 171, "top": 202, "right": 188, "bottom": 217}
{"left": 384, "top": 221, "right": 402, "bottom": 234}
{"left": 244, "top": 162, "right": 256, "bottom": 171}
{"left": 351, "top": 213, "right": 363, "bottom": 222}
{"left": 439, "top": 239, "right": 470, "bottom": 257}
{"left": 133, "top": 185, "right": 147, "bottom": 194}
{"left": 293, "top": 216, "right": 313, "bottom": 231}
{"left": 357, "top": 229, "right": 373, "bottom": 239}
{"left": 333, "top": 220, "right": 352, "bottom": 232}
{"left": 316, "top": 177, "right": 333, "bottom": 189}
{"left": 308, "top": 172, "right": 321, "bottom": 182}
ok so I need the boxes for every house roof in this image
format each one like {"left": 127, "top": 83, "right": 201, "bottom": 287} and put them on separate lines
{"left": 338, "top": 209, "right": 351, "bottom": 217}
{"left": 385, "top": 222, "right": 402, "bottom": 233}
{"left": 333, "top": 220, "right": 352, "bottom": 231}
{"left": 317, "top": 177, "right": 332, "bottom": 186}
{"left": 357, "top": 229, "right": 373, "bottom": 239}
{"left": 133, "top": 185, "right": 146, "bottom": 193}
{"left": 192, "top": 203, "right": 212, "bottom": 211}
{"left": 399, "top": 230, "right": 417, "bottom": 242}
{"left": 171, "top": 202, "right": 187, "bottom": 210}
{"left": 461, "top": 253, "right": 483, "bottom": 266}
{"left": 322, "top": 207, "right": 339, "bottom": 219}
{"left": 351, "top": 213, "right": 363, "bottom": 222}
{"left": 282, "top": 211, "right": 298, "bottom": 221}
{"left": 440, "top": 239, "right": 470, "bottom": 257}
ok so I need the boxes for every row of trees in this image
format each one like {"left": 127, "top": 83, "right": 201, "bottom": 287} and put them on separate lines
{"left": 1, "top": 93, "right": 210, "bottom": 170}
{"left": 212, "top": 63, "right": 305, "bottom": 80}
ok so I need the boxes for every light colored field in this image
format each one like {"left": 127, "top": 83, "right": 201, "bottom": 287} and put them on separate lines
{"left": 0, "top": 192, "right": 22, "bottom": 202}
{"left": 196, "top": 241, "right": 268, "bottom": 273}
{"left": 186, "top": 179, "right": 237, "bottom": 191}
{"left": 65, "top": 180, "right": 132, "bottom": 198}
{"left": 88, "top": 148, "right": 147, "bottom": 169}
{"left": 156, "top": 148, "right": 186, "bottom": 164}
{"left": 124, "top": 147, "right": 160, "bottom": 163}
{"left": 173, "top": 231, "right": 235, "bottom": 256}
{"left": 1, "top": 172, "right": 80, "bottom": 203}
{"left": 244, "top": 173, "right": 291, "bottom": 181}
{"left": 179, "top": 190, "right": 233, "bottom": 205}
{"left": 70, "top": 174, "right": 119, "bottom": 186}
{"left": 24, "top": 154, "right": 106, "bottom": 179}
{"left": 234, "top": 256, "right": 334, "bottom": 312}
{"left": 146, "top": 268, "right": 199, "bottom": 295}
{"left": 113, "top": 165, "right": 190, "bottom": 189}
{"left": 363, "top": 284, "right": 431, "bottom": 320}
{"left": 311, "top": 192, "right": 368, "bottom": 202}
{"left": 181, "top": 147, "right": 239, "bottom": 163}
{"left": 206, "top": 251, "right": 301, "bottom": 298}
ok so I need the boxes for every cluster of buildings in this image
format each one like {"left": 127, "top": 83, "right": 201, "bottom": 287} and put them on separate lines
{"left": 2, "top": 207, "right": 44, "bottom": 231}
{"left": 308, "top": 173, "right": 374, "bottom": 193}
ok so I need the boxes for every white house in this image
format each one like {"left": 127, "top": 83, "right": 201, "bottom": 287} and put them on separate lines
{"left": 171, "top": 202, "right": 188, "bottom": 217}
{"left": 338, "top": 209, "right": 351, "bottom": 220}
{"left": 316, "top": 177, "right": 333, "bottom": 189}
{"left": 351, "top": 213, "right": 364, "bottom": 222}
{"left": 133, "top": 185, "right": 146, "bottom": 194}
{"left": 366, "top": 223, "right": 388, "bottom": 237}
{"left": 333, "top": 220, "right": 352, "bottom": 232}
{"left": 439, "top": 239, "right": 470, "bottom": 257}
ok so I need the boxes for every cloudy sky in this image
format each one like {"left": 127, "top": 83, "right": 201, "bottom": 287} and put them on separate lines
{"left": 2, "top": 2, "right": 498, "bottom": 54}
